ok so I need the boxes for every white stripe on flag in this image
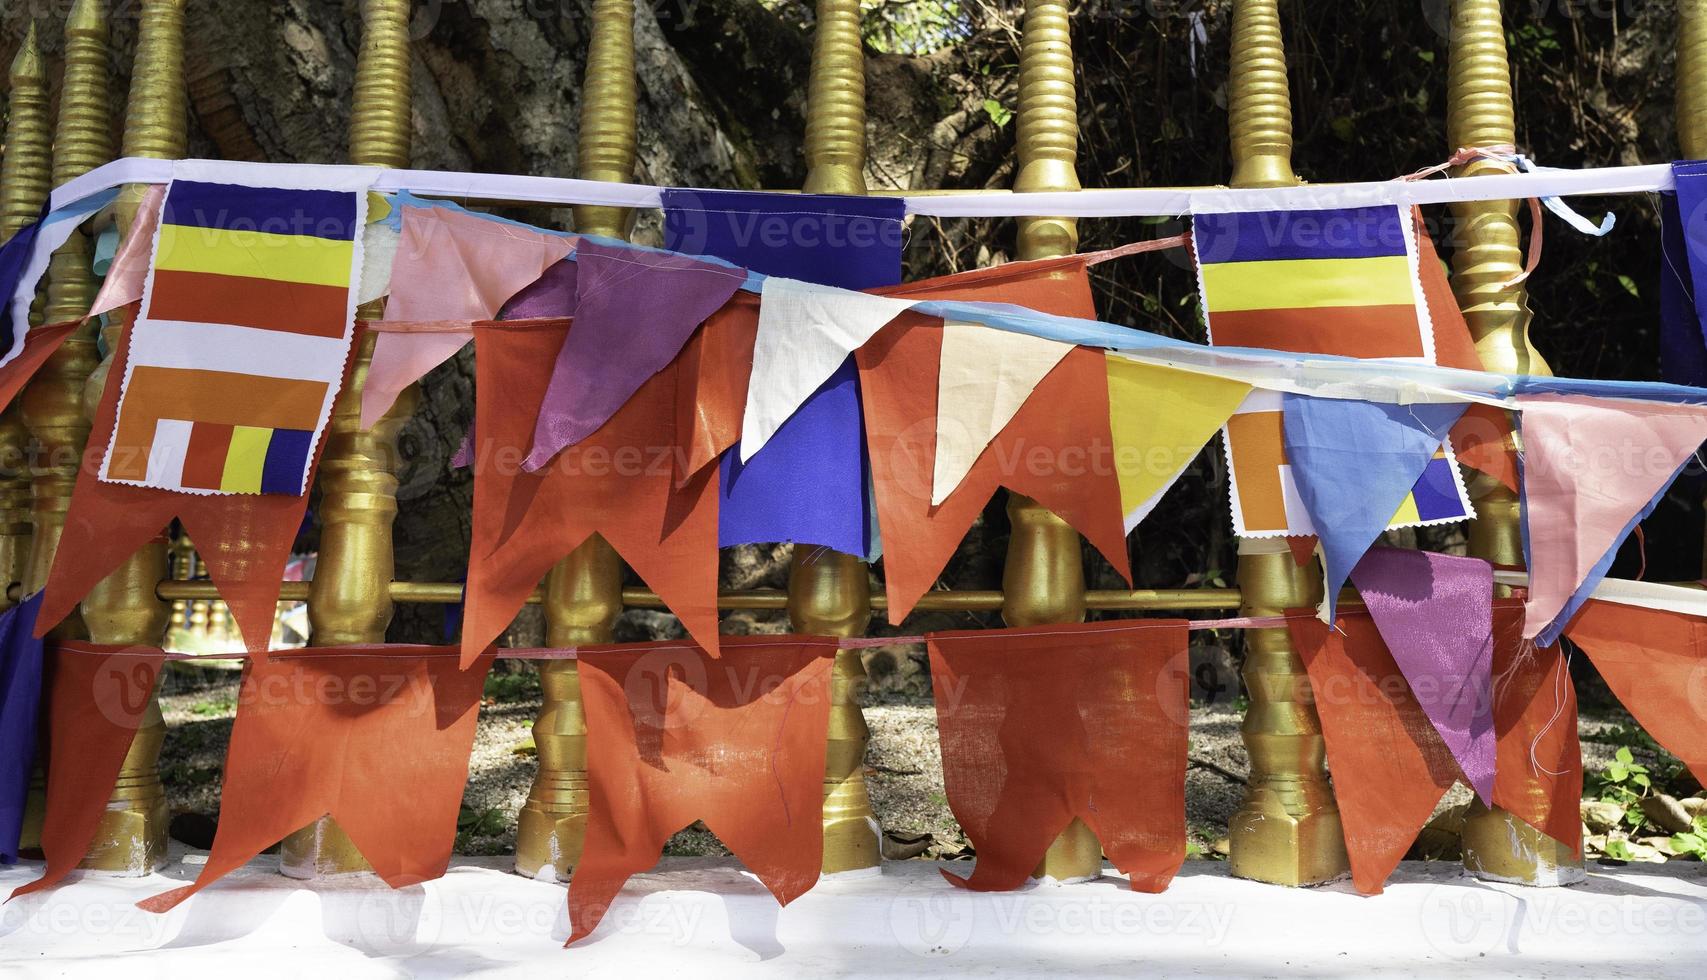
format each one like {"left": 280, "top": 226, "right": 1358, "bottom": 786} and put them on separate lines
{"left": 144, "top": 418, "right": 192, "bottom": 490}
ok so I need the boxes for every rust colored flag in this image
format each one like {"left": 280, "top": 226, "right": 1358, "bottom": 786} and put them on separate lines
{"left": 138, "top": 646, "right": 489, "bottom": 913}
{"left": 926, "top": 619, "right": 1189, "bottom": 892}
{"left": 1487, "top": 601, "right": 1582, "bottom": 854}
{"left": 1565, "top": 600, "right": 1707, "bottom": 786}
{"left": 464, "top": 318, "right": 720, "bottom": 666}
{"left": 568, "top": 636, "right": 837, "bottom": 945}
{"left": 0, "top": 319, "right": 81, "bottom": 412}
{"left": 36, "top": 308, "right": 348, "bottom": 657}
{"left": 857, "top": 258, "right": 1131, "bottom": 623}
{"left": 10, "top": 642, "right": 165, "bottom": 899}
{"left": 674, "top": 291, "right": 759, "bottom": 486}
{"left": 1289, "top": 612, "right": 1462, "bottom": 894}
{"left": 1411, "top": 207, "right": 1518, "bottom": 492}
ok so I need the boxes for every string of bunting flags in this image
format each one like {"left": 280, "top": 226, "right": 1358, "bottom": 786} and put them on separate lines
{"left": 2, "top": 154, "right": 1707, "bottom": 944}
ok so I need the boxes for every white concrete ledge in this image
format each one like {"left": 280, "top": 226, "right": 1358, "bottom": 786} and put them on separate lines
{"left": 2, "top": 849, "right": 1704, "bottom": 977}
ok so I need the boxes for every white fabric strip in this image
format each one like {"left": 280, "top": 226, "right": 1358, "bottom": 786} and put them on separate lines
{"left": 51, "top": 157, "right": 1678, "bottom": 219}
{"left": 121, "top": 320, "right": 350, "bottom": 383}
{"left": 1493, "top": 570, "right": 1707, "bottom": 618}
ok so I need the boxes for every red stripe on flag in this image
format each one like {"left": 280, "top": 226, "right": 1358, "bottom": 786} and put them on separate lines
{"left": 148, "top": 268, "right": 350, "bottom": 338}
{"left": 181, "top": 421, "right": 234, "bottom": 490}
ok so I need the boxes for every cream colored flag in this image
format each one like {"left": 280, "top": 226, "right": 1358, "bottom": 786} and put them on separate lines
{"left": 931, "top": 321, "right": 1075, "bottom": 505}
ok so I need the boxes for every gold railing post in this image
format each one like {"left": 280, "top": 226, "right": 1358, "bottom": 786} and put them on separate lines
{"left": 1224, "top": 0, "right": 1349, "bottom": 887}
{"left": 1, "top": 22, "right": 53, "bottom": 854}
{"left": 514, "top": 0, "right": 635, "bottom": 882}
{"left": 284, "top": 0, "right": 415, "bottom": 878}
{"left": 64, "top": 0, "right": 188, "bottom": 878}
{"left": 1002, "top": 0, "right": 1099, "bottom": 883}
{"left": 1682, "top": 1, "right": 1707, "bottom": 582}
{"left": 795, "top": 0, "right": 881, "bottom": 877}
{"left": 1446, "top": 0, "right": 1583, "bottom": 886}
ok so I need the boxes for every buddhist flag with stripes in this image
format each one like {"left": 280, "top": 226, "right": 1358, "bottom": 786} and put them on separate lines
{"left": 99, "top": 179, "right": 366, "bottom": 495}
{"left": 1192, "top": 204, "right": 1475, "bottom": 537}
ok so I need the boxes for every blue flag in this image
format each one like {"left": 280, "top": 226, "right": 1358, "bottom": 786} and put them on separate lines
{"left": 0, "top": 593, "right": 46, "bottom": 863}
{"left": 1282, "top": 397, "right": 1467, "bottom": 623}
{"left": 662, "top": 189, "right": 904, "bottom": 559}
{"left": 0, "top": 206, "right": 48, "bottom": 368}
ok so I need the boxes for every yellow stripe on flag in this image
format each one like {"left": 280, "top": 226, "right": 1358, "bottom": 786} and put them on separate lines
{"left": 220, "top": 425, "right": 274, "bottom": 494}
{"left": 1199, "top": 255, "right": 1415, "bottom": 312}
{"left": 154, "top": 223, "right": 356, "bottom": 289}
{"left": 1389, "top": 493, "right": 1421, "bottom": 526}
{"left": 1106, "top": 354, "right": 1252, "bottom": 531}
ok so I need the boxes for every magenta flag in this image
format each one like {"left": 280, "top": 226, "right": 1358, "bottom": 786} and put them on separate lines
{"left": 1350, "top": 547, "right": 1495, "bottom": 804}
{"left": 1518, "top": 394, "right": 1707, "bottom": 645}
{"left": 525, "top": 242, "right": 744, "bottom": 470}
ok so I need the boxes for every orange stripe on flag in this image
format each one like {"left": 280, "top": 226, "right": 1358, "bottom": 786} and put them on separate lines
{"left": 148, "top": 269, "right": 352, "bottom": 339}
{"left": 1226, "top": 411, "right": 1290, "bottom": 533}
{"left": 1207, "top": 304, "right": 1426, "bottom": 359}
{"left": 107, "top": 367, "right": 326, "bottom": 482}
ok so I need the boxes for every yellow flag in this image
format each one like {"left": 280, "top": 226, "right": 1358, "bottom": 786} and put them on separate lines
{"left": 1105, "top": 353, "right": 1252, "bottom": 532}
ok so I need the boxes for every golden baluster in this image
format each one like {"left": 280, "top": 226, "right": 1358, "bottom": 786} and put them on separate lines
{"left": 1446, "top": 0, "right": 1583, "bottom": 886}
{"left": 284, "top": 0, "right": 416, "bottom": 878}
{"left": 68, "top": 0, "right": 188, "bottom": 878}
{"left": 0, "top": 25, "right": 52, "bottom": 612}
{"left": 793, "top": 0, "right": 881, "bottom": 877}
{"left": 515, "top": 0, "right": 635, "bottom": 881}
{"left": 2, "top": 22, "right": 53, "bottom": 855}
{"left": 1223, "top": 0, "right": 1349, "bottom": 887}
{"left": 1001, "top": 0, "right": 1098, "bottom": 882}
{"left": 1681, "top": 1, "right": 1707, "bottom": 581}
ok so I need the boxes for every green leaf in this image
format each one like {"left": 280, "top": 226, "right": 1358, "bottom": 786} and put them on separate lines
{"left": 1633, "top": 772, "right": 1652, "bottom": 789}
{"left": 1607, "top": 761, "right": 1628, "bottom": 782}
{"left": 1617, "top": 275, "right": 1640, "bottom": 298}
{"left": 982, "top": 99, "right": 1012, "bottom": 129}
{"left": 1416, "top": 50, "right": 1436, "bottom": 64}
{"left": 1616, "top": 746, "right": 1635, "bottom": 765}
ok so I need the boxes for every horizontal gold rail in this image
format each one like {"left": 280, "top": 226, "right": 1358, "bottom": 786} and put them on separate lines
{"left": 152, "top": 580, "right": 1245, "bottom": 612}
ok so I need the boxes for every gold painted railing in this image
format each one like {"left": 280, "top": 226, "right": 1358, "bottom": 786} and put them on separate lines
{"left": 2, "top": 0, "right": 1626, "bottom": 890}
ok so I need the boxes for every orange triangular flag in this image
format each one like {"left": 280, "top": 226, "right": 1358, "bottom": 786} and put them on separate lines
{"left": 1488, "top": 601, "right": 1583, "bottom": 853}
{"left": 10, "top": 642, "right": 165, "bottom": 899}
{"left": 568, "top": 636, "right": 836, "bottom": 945}
{"left": 1289, "top": 611, "right": 1460, "bottom": 894}
{"left": 37, "top": 309, "right": 341, "bottom": 657}
{"left": 463, "top": 318, "right": 720, "bottom": 665}
{"left": 858, "top": 258, "right": 1131, "bottom": 623}
{"left": 139, "top": 647, "right": 489, "bottom": 913}
{"left": 1565, "top": 600, "right": 1707, "bottom": 786}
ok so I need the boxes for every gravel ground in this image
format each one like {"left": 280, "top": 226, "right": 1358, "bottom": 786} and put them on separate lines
{"left": 154, "top": 661, "right": 1682, "bottom": 864}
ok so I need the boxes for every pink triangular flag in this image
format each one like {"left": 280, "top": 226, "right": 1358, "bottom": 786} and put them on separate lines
{"left": 361, "top": 205, "right": 573, "bottom": 428}
{"left": 87, "top": 184, "right": 165, "bottom": 319}
{"left": 932, "top": 321, "right": 1074, "bottom": 505}
{"left": 1349, "top": 547, "right": 1496, "bottom": 805}
{"left": 1518, "top": 394, "right": 1707, "bottom": 645}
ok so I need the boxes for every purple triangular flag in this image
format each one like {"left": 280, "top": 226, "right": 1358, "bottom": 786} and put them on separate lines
{"left": 524, "top": 241, "right": 744, "bottom": 470}
{"left": 1349, "top": 547, "right": 1495, "bottom": 805}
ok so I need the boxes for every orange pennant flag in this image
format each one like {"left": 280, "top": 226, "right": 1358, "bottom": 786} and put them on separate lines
{"left": 139, "top": 647, "right": 489, "bottom": 913}
{"left": 927, "top": 620, "right": 1189, "bottom": 892}
{"left": 1565, "top": 600, "right": 1707, "bottom": 787}
{"left": 674, "top": 292, "right": 760, "bottom": 486}
{"left": 568, "top": 636, "right": 837, "bottom": 945}
{"left": 10, "top": 643, "right": 165, "bottom": 900}
{"left": 0, "top": 319, "right": 80, "bottom": 413}
{"left": 463, "top": 318, "right": 721, "bottom": 666}
{"left": 1289, "top": 612, "right": 1462, "bottom": 894}
{"left": 1487, "top": 601, "right": 1582, "bottom": 854}
{"left": 857, "top": 258, "right": 1131, "bottom": 623}
{"left": 36, "top": 309, "right": 344, "bottom": 658}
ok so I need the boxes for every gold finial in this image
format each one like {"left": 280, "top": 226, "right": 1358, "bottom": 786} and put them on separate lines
{"left": 290, "top": 0, "right": 417, "bottom": 879}
{"left": 122, "top": 1, "right": 190, "bottom": 160}
{"left": 1, "top": 24, "right": 52, "bottom": 244}
{"left": 572, "top": 0, "right": 637, "bottom": 238}
{"left": 517, "top": 0, "right": 637, "bottom": 881}
{"left": 803, "top": 0, "right": 867, "bottom": 194}
{"left": 1446, "top": 0, "right": 1582, "bottom": 886}
{"left": 1227, "top": 0, "right": 1296, "bottom": 188}
{"left": 349, "top": 0, "right": 413, "bottom": 169}
{"left": 1681, "top": 0, "right": 1707, "bottom": 157}
{"left": 1224, "top": 0, "right": 1348, "bottom": 888}
{"left": 43, "top": 0, "right": 115, "bottom": 325}
{"left": 1014, "top": 0, "right": 1080, "bottom": 258}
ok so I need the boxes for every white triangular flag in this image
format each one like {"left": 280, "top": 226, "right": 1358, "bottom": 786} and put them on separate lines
{"left": 931, "top": 321, "right": 1074, "bottom": 505}
{"left": 741, "top": 276, "right": 916, "bottom": 461}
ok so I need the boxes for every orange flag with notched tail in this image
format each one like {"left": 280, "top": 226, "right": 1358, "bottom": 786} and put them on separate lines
{"left": 1565, "top": 600, "right": 1707, "bottom": 787}
{"left": 10, "top": 643, "right": 165, "bottom": 900}
{"left": 1289, "top": 612, "right": 1462, "bottom": 894}
{"left": 567, "top": 636, "right": 837, "bottom": 946}
{"left": 927, "top": 620, "right": 1189, "bottom": 893}
{"left": 1487, "top": 601, "right": 1583, "bottom": 854}
{"left": 856, "top": 257, "right": 1131, "bottom": 624}
{"left": 463, "top": 318, "right": 720, "bottom": 666}
{"left": 35, "top": 308, "right": 349, "bottom": 658}
{"left": 138, "top": 646, "right": 489, "bottom": 913}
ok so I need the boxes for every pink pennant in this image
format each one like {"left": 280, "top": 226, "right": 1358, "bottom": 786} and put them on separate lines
{"left": 360, "top": 206, "right": 573, "bottom": 429}
{"left": 86, "top": 184, "right": 165, "bottom": 320}
{"left": 1518, "top": 394, "right": 1707, "bottom": 644}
